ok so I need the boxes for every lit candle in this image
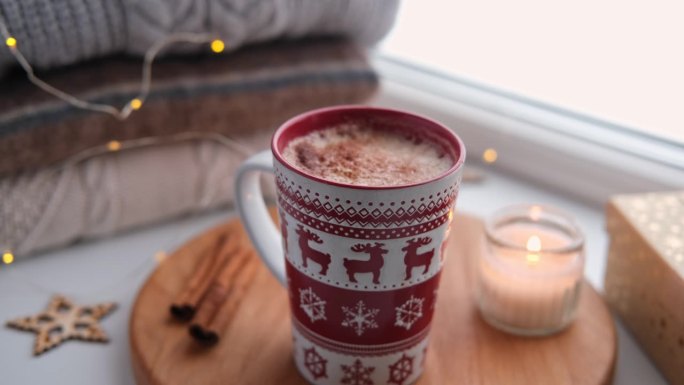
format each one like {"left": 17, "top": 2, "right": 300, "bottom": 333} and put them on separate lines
{"left": 477, "top": 205, "right": 585, "bottom": 336}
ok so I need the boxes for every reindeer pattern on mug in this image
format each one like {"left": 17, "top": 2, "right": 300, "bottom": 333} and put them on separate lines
{"left": 284, "top": 225, "right": 444, "bottom": 290}
{"left": 402, "top": 237, "right": 435, "bottom": 281}
{"left": 296, "top": 224, "right": 332, "bottom": 275}
{"left": 275, "top": 162, "right": 460, "bottom": 385}
{"left": 343, "top": 243, "right": 388, "bottom": 284}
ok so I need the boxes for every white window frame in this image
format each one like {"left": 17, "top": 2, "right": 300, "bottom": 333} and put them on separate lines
{"left": 371, "top": 55, "right": 684, "bottom": 206}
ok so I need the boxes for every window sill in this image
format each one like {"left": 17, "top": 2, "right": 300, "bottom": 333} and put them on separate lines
{"left": 371, "top": 55, "right": 684, "bottom": 206}
{"left": 0, "top": 168, "right": 668, "bottom": 384}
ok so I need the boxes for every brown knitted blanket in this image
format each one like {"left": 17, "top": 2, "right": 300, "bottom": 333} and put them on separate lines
{"left": 0, "top": 38, "right": 377, "bottom": 176}
{"left": 0, "top": 38, "right": 377, "bottom": 256}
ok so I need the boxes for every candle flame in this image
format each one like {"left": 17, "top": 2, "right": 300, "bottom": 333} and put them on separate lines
{"left": 526, "top": 235, "right": 542, "bottom": 252}
{"left": 526, "top": 235, "right": 541, "bottom": 264}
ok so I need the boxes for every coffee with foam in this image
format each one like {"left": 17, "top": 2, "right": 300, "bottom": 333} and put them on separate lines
{"left": 282, "top": 123, "right": 453, "bottom": 187}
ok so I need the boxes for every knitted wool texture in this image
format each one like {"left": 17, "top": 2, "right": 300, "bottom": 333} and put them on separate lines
{"left": 0, "top": 38, "right": 376, "bottom": 175}
{"left": 0, "top": 0, "right": 399, "bottom": 72}
{"left": 0, "top": 38, "right": 378, "bottom": 256}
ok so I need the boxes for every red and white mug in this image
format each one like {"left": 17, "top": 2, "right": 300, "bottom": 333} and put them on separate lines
{"left": 235, "top": 106, "right": 465, "bottom": 385}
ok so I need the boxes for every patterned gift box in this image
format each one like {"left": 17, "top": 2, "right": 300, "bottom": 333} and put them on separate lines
{"left": 605, "top": 191, "right": 684, "bottom": 384}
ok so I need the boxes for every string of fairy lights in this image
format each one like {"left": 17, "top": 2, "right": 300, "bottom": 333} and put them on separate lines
{"left": 0, "top": 17, "right": 499, "bottom": 270}
{"left": 0, "top": 17, "right": 234, "bottom": 266}
{"left": 0, "top": 19, "right": 226, "bottom": 120}
{"left": 1, "top": 132, "right": 255, "bottom": 298}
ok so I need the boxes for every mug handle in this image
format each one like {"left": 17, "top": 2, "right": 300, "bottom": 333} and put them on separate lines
{"left": 234, "top": 150, "right": 286, "bottom": 286}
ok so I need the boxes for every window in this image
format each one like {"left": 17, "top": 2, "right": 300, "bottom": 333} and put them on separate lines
{"left": 378, "top": 0, "right": 684, "bottom": 144}
{"left": 372, "top": 0, "right": 684, "bottom": 204}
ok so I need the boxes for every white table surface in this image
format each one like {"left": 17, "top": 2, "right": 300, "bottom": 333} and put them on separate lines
{"left": 0, "top": 168, "right": 667, "bottom": 384}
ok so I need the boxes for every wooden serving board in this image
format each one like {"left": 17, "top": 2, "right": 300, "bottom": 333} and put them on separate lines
{"left": 130, "top": 212, "right": 616, "bottom": 385}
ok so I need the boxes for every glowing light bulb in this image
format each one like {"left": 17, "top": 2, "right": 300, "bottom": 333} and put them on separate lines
{"left": 107, "top": 140, "right": 122, "bottom": 151}
{"left": 154, "top": 251, "right": 167, "bottom": 263}
{"left": 211, "top": 39, "right": 225, "bottom": 53}
{"left": 5, "top": 37, "right": 17, "bottom": 48}
{"left": 2, "top": 251, "right": 14, "bottom": 264}
{"left": 130, "top": 98, "right": 143, "bottom": 110}
{"left": 482, "top": 148, "right": 498, "bottom": 164}
{"left": 526, "top": 235, "right": 541, "bottom": 264}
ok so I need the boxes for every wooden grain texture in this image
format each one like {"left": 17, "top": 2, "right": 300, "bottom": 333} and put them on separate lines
{"left": 130, "top": 213, "right": 616, "bottom": 385}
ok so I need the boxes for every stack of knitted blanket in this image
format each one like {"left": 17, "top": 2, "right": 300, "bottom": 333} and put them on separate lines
{"left": 0, "top": 26, "right": 393, "bottom": 256}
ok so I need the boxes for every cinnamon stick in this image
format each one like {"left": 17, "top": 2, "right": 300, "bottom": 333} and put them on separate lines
{"left": 189, "top": 249, "right": 258, "bottom": 345}
{"left": 170, "top": 232, "right": 232, "bottom": 320}
{"left": 203, "top": 258, "right": 259, "bottom": 343}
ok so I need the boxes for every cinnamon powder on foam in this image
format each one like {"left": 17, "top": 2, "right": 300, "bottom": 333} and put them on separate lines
{"left": 282, "top": 123, "right": 453, "bottom": 187}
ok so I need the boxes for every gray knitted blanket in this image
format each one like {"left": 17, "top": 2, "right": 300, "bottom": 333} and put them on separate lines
{"left": 0, "top": 0, "right": 398, "bottom": 72}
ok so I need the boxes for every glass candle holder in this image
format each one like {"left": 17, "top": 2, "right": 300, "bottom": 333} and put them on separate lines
{"left": 477, "top": 205, "right": 585, "bottom": 336}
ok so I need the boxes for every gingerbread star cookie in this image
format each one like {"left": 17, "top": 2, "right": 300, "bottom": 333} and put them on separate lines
{"left": 6, "top": 295, "right": 117, "bottom": 355}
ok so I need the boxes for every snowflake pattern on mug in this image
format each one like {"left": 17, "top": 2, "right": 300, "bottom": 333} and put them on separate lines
{"left": 394, "top": 295, "right": 425, "bottom": 330}
{"left": 387, "top": 354, "right": 414, "bottom": 385}
{"left": 303, "top": 346, "right": 328, "bottom": 379}
{"left": 341, "top": 300, "right": 379, "bottom": 336}
{"left": 341, "top": 359, "right": 375, "bottom": 385}
{"left": 299, "top": 287, "right": 327, "bottom": 323}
